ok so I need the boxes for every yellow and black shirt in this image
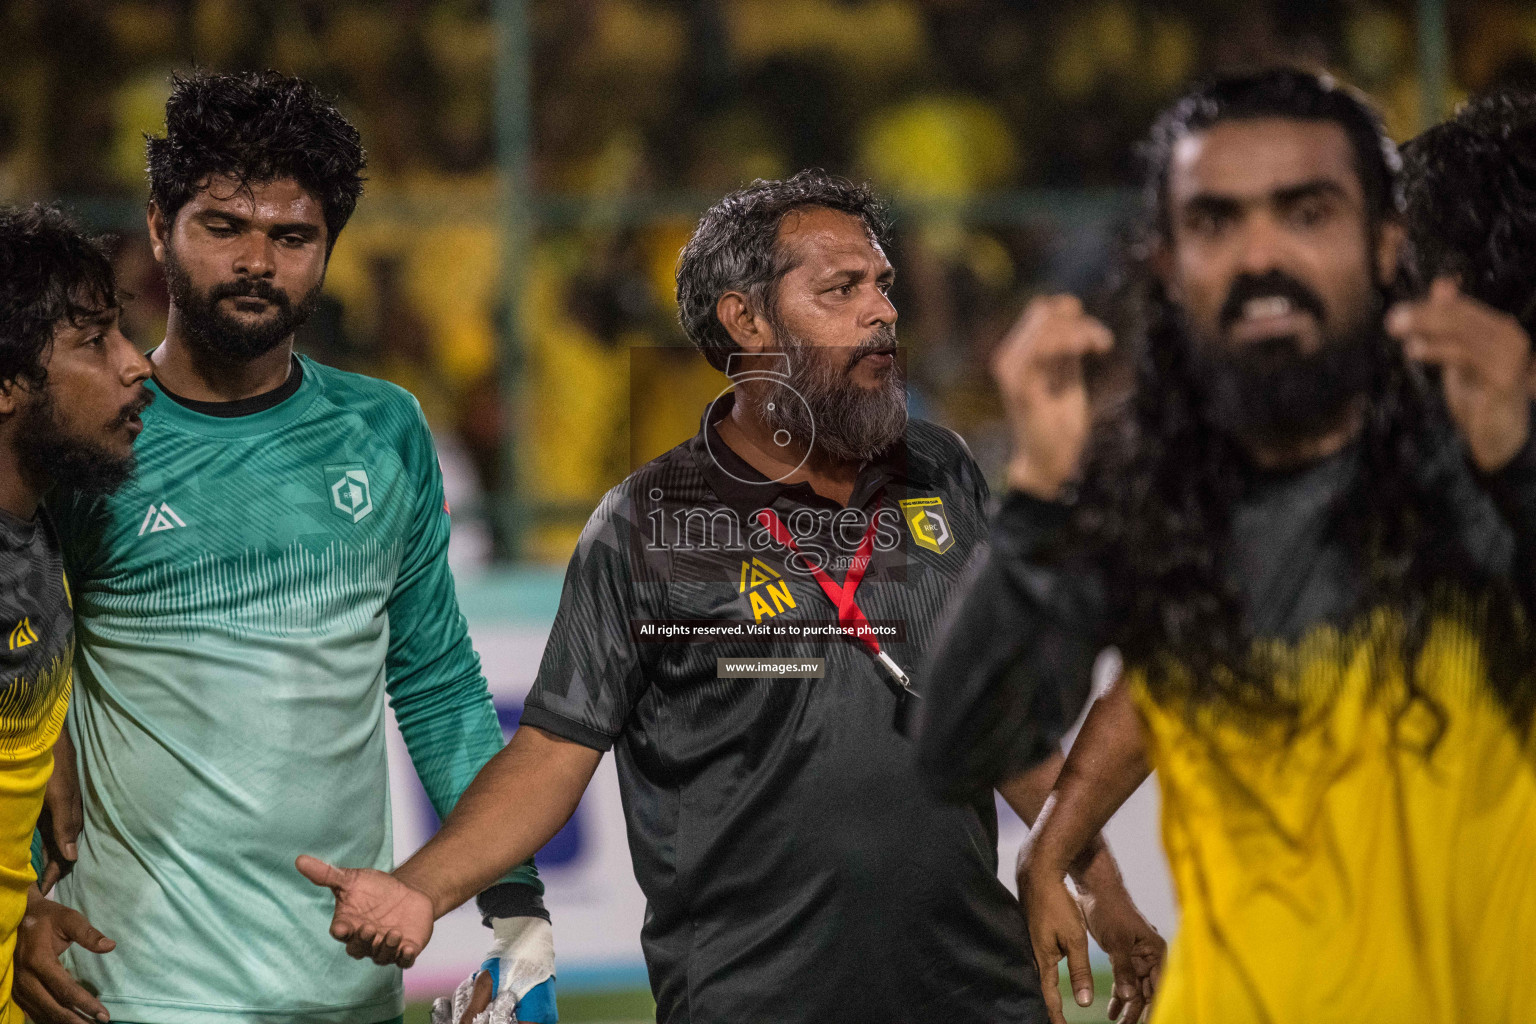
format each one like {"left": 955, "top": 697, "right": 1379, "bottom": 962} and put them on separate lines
{"left": 920, "top": 424, "right": 1536, "bottom": 1024}
{"left": 0, "top": 505, "right": 72, "bottom": 1023}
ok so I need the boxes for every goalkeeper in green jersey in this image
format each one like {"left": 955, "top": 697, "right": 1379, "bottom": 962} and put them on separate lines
{"left": 18, "top": 71, "right": 557, "bottom": 1024}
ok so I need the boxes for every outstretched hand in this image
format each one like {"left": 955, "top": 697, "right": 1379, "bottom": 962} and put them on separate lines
{"left": 1388, "top": 278, "right": 1535, "bottom": 472}
{"left": 296, "top": 854, "right": 435, "bottom": 968}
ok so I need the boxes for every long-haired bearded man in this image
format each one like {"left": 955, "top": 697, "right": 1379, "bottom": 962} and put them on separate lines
{"left": 918, "top": 69, "right": 1536, "bottom": 1024}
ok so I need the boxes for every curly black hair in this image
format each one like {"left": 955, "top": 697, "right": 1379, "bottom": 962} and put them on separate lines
{"left": 1065, "top": 69, "right": 1520, "bottom": 735}
{"left": 0, "top": 203, "right": 117, "bottom": 393}
{"left": 676, "top": 169, "right": 889, "bottom": 372}
{"left": 1402, "top": 88, "right": 1536, "bottom": 329}
{"left": 147, "top": 70, "right": 366, "bottom": 255}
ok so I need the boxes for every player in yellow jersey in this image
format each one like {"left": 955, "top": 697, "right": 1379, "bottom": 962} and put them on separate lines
{"left": 0, "top": 205, "right": 152, "bottom": 1023}
{"left": 917, "top": 70, "right": 1536, "bottom": 1023}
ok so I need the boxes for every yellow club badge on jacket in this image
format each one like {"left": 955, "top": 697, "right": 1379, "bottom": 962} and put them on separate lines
{"left": 898, "top": 497, "right": 955, "bottom": 554}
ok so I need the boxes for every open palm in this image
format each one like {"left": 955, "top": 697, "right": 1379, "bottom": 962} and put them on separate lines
{"left": 296, "top": 854, "right": 435, "bottom": 967}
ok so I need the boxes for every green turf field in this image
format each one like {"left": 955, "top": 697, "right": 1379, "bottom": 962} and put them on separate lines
{"left": 404, "top": 970, "right": 1125, "bottom": 1022}
{"left": 404, "top": 989, "right": 655, "bottom": 1023}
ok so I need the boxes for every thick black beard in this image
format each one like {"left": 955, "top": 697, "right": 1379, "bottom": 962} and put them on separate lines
{"left": 163, "top": 242, "right": 321, "bottom": 362}
{"left": 16, "top": 386, "right": 146, "bottom": 496}
{"left": 1062, "top": 281, "right": 1509, "bottom": 736}
{"left": 750, "top": 323, "right": 908, "bottom": 462}
{"left": 1183, "top": 300, "right": 1383, "bottom": 448}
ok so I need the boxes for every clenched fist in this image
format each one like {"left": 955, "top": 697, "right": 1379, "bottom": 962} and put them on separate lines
{"left": 993, "top": 295, "right": 1114, "bottom": 499}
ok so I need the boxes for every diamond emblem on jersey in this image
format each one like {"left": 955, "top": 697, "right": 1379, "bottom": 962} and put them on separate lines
{"left": 898, "top": 496, "right": 954, "bottom": 555}
{"left": 7, "top": 617, "right": 36, "bottom": 651}
{"left": 137, "top": 501, "right": 187, "bottom": 537}
{"left": 326, "top": 464, "right": 374, "bottom": 523}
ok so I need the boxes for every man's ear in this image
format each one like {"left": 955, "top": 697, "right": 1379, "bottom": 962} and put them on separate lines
{"left": 0, "top": 379, "right": 22, "bottom": 418}
{"left": 1375, "top": 219, "right": 1405, "bottom": 287}
{"left": 716, "top": 291, "right": 770, "bottom": 353}
{"left": 146, "top": 202, "right": 168, "bottom": 263}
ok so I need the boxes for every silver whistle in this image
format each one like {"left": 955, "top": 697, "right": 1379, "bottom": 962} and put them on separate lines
{"left": 875, "top": 650, "right": 919, "bottom": 699}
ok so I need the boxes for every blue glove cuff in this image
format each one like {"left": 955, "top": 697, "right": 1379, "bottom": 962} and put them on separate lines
{"left": 517, "top": 976, "right": 559, "bottom": 1023}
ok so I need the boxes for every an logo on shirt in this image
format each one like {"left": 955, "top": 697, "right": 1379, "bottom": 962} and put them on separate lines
{"left": 7, "top": 617, "right": 36, "bottom": 651}
{"left": 137, "top": 501, "right": 187, "bottom": 536}
{"left": 326, "top": 464, "right": 374, "bottom": 523}
{"left": 739, "top": 557, "right": 797, "bottom": 622}
{"left": 898, "top": 497, "right": 954, "bottom": 555}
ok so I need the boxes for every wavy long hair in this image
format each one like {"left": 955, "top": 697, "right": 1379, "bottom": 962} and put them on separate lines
{"left": 1064, "top": 70, "right": 1534, "bottom": 736}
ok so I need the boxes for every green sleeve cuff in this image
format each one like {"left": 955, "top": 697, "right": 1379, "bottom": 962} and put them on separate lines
{"left": 497, "top": 855, "right": 544, "bottom": 895}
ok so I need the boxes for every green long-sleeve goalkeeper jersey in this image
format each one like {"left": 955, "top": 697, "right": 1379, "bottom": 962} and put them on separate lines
{"left": 49, "top": 356, "right": 537, "bottom": 1024}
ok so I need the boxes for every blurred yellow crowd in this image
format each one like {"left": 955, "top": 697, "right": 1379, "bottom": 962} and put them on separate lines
{"left": 3, "top": 0, "right": 1536, "bottom": 561}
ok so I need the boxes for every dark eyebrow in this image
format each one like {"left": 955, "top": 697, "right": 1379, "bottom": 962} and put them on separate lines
{"left": 816, "top": 259, "right": 897, "bottom": 285}
{"left": 270, "top": 222, "right": 322, "bottom": 240}
{"left": 69, "top": 309, "right": 117, "bottom": 332}
{"left": 1181, "top": 193, "right": 1245, "bottom": 219}
{"left": 1271, "top": 179, "right": 1351, "bottom": 207}
{"left": 815, "top": 264, "right": 869, "bottom": 283}
{"left": 194, "top": 210, "right": 321, "bottom": 239}
{"left": 60, "top": 306, "right": 118, "bottom": 338}
{"left": 197, "top": 209, "right": 247, "bottom": 226}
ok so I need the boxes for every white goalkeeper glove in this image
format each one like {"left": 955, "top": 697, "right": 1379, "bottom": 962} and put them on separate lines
{"left": 430, "top": 915, "right": 557, "bottom": 1024}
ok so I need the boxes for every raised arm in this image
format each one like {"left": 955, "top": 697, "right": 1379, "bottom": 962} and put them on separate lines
{"left": 917, "top": 296, "right": 1116, "bottom": 798}
{"left": 1387, "top": 281, "right": 1536, "bottom": 598}
{"left": 1018, "top": 678, "right": 1155, "bottom": 1024}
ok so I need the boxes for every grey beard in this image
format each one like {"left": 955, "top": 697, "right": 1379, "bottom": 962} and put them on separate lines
{"left": 751, "top": 327, "right": 908, "bottom": 463}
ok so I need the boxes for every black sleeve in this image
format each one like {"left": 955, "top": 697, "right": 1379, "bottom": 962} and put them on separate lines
{"left": 914, "top": 490, "right": 1110, "bottom": 801}
{"left": 1474, "top": 408, "right": 1536, "bottom": 608}
{"left": 521, "top": 488, "right": 651, "bottom": 751}
{"left": 476, "top": 880, "right": 551, "bottom": 925}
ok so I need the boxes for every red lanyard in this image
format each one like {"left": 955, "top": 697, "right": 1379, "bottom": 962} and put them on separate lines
{"left": 754, "top": 501, "right": 918, "bottom": 705}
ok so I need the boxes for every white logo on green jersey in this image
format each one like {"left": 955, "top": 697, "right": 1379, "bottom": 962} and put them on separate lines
{"left": 137, "top": 502, "right": 187, "bottom": 536}
{"left": 327, "top": 465, "right": 373, "bottom": 523}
